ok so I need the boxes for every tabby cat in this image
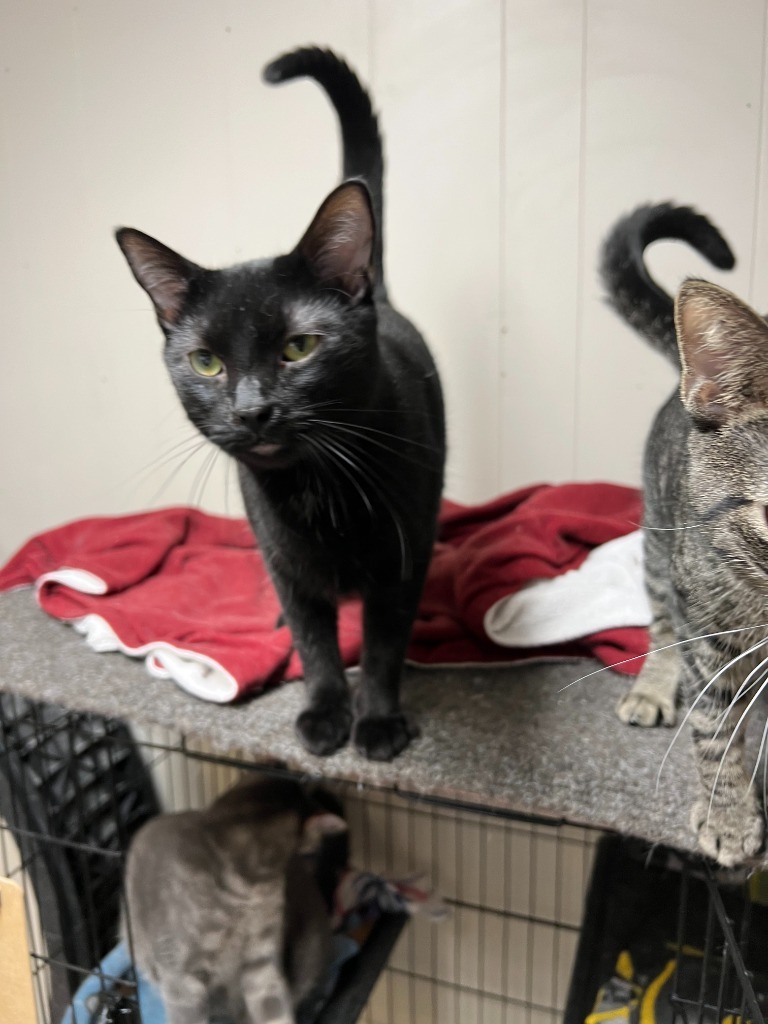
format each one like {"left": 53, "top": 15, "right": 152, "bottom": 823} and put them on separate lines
{"left": 603, "top": 201, "right": 768, "bottom": 865}
{"left": 115, "top": 48, "right": 446, "bottom": 761}
{"left": 123, "top": 776, "right": 347, "bottom": 1024}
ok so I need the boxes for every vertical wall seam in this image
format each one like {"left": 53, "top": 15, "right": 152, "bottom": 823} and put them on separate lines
{"left": 573, "top": 0, "right": 590, "bottom": 476}
{"left": 498, "top": 0, "right": 508, "bottom": 493}
{"left": 748, "top": 0, "right": 768, "bottom": 305}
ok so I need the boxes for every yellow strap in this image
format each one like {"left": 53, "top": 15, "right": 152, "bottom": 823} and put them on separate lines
{"left": 640, "top": 959, "right": 677, "bottom": 1024}
{"left": 0, "top": 876, "right": 38, "bottom": 1024}
{"left": 585, "top": 1005, "right": 636, "bottom": 1022}
{"left": 616, "top": 950, "right": 635, "bottom": 981}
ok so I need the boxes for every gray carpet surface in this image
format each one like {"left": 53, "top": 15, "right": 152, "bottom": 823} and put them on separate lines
{"left": 2, "top": 588, "right": 767, "bottom": 861}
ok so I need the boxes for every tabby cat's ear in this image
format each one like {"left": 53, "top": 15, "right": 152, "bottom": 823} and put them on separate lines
{"left": 297, "top": 181, "right": 374, "bottom": 301}
{"left": 115, "top": 228, "right": 202, "bottom": 329}
{"left": 676, "top": 279, "right": 768, "bottom": 426}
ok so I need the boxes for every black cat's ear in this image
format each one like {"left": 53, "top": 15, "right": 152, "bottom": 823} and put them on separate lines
{"left": 115, "top": 227, "right": 201, "bottom": 329}
{"left": 297, "top": 181, "right": 374, "bottom": 301}
{"left": 676, "top": 279, "right": 768, "bottom": 425}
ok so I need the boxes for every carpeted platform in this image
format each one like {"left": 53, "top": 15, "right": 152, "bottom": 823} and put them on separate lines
{"left": 2, "top": 588, "right": 767, "bottom": 860}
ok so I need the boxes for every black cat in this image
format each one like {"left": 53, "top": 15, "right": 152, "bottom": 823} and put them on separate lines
{"left": 115, "top": 47, "right": 446, "bottom": 761}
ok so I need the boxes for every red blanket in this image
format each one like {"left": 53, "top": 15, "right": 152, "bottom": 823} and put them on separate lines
{"left": 0, "top": 483, "right": 648, "bottom": 702}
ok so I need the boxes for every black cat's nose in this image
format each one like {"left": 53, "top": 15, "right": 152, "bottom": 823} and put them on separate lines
{"left": 235, "top": 402, "right": 274, "bottom": 429}
{"left": 233, "top": 379, "right": 274, "bottom": 429}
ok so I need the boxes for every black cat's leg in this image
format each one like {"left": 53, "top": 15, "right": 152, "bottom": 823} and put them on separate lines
{"left": 280, "top": 591, "right": 352, "bottom": 756}
{"left": 353, "top": 579, "right": 423, "bottom": 761}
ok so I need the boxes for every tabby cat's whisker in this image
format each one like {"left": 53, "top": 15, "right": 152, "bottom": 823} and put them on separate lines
{"left": 710, "top": 651, "right": 768, "bottom": 738}
{"left": 655, "top": 634, "right": 768, "bottom": 789}
{"left": 707, "top": 671, "right": 768, "bottom": 821}
{"left": 558, "top": 622, "right": 768, "bottom": 692}
{"left": 639, "top": 523, "right": 706, "bottom": 532}
{"left": 748, "top": 707, "right": 768, "bottom": 796}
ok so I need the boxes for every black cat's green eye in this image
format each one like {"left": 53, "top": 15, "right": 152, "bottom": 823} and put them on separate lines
{"left": 282, "top": 334, "right": 321, "bottom": 364}
{"left": 189, "top": 350, "right": 224, "bottom": 377}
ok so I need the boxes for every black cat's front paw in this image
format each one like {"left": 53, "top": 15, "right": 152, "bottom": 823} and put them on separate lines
{"left": 295, "top": 703, "right": 352, "bottom": 757}
{"left": 353, "top": 713, "right": 419, "bottom": 761}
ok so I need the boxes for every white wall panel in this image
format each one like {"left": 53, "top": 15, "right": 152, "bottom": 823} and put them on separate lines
{"left": 574, "top": 0, "right": 767, "bottom": 485}
{"left": 372, "top": 0, "right": 503, "bottom": 502}
{"left": 3, "top": 0, "right": 768, "bottom": 553}
{"left": 502, "top": 0, "right": 585, "bottom": 486}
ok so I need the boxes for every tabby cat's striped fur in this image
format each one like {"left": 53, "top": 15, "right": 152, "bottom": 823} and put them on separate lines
{"left": 603, "top": 203, "right": 768, "bottom": 866}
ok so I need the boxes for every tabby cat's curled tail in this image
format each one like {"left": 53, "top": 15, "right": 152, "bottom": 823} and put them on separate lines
{"left": 600, "top": 203, "right": 735, "bottom": 367}
{"left": 264, "top": 47, "right": 386, "bottom": 295}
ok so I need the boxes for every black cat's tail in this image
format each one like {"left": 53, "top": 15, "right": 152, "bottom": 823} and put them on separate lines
{"left": 264, "top": 47, "right": 386, "bottom": 293}
{"left": 600, "top": 202, "right": 735, "bottom": 367}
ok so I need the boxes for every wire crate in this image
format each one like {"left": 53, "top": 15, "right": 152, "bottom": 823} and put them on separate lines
{"left": 565, "top": 835, "right": 768, "bottom": 1024}
{"left": 3, "top": 690, "right": 768, "bottom": 1024}
{"left": 0, "top": 694, "right": 408, "bottom": 1024}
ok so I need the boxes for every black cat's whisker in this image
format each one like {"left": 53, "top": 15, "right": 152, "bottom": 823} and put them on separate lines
{"left": 655, "top": 634, "right": 768, "bottom": 790}
{"left": 146, "top": 440, "right": 212, "bottom": 507}
{"left": 316, "top": 419, "right": 440, "bottom": 473}
{"left": 306, "top": 434, "right": 374, "bottom": 518}
{"left": 223, "top": 456, "right": 233, "bottom": 517}
{"left": 558, "top": 623, "right": 768, "bottom": 692}
{"left": 317, "top": 424, "right": 432, "bottom": 488}
{"left": 321, "top": 404, "right": 435, "bottom": 420}
{"left": 190, "top": 447, "right": 221, "bottom": 508}
{"left": 126, "top": 435, "right": 208, "bottom": 487}
{"left": 326, "top": 433, "right": 407, "bottom": 521}
{"left": 302, "top": 437, "right": 345, "bottom": 529}
{"left": 318, "top": 417, "right": 438, "bottom": 452}
{"left": 313, "top": 425, "right": 411, "bottom": 577}
{"left": 319, "top": 437, "right": 376, "bottom": 518}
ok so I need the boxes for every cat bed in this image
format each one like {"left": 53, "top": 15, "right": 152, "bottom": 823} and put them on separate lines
{"left": 60, "top": 936, "right": 359, "bottom": 1024}
{"left": 0, "top": 483, "right": 648, "bottom": 703}
{"left": 60, "top": 868, "right": 421, "bottom": 1024}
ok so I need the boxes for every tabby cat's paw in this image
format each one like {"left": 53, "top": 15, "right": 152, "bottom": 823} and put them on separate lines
{"left": 617, "top": 687, "right": 675, "bottom": 727}
{"left": 353, "top": 713, "right": 420, "bottom": 761}
{"left": 295, "top": 703, "right": 352, "bottom": 757}
{"left": 691, "top": 799, "right": 764, "bottom": 867}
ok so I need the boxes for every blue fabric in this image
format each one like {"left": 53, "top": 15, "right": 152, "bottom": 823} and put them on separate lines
{"left": 61, "top": 936, "right": 359, "bottom": 1024}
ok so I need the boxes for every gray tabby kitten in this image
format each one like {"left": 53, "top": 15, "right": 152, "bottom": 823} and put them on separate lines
{"left": 123, "top": 777, "right": 346, "bottom": 1024}
{"left": 603, "top": 202, "right": 768, "bottom": 866}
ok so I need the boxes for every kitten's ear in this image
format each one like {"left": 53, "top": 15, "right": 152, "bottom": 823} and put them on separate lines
{"left": 297, "top": 181, "right": 374, "bottom": 301}
{"left": 676, "top": 279, "right": 768, "bottom": 425}
{"left": 298, "top": 812, "right": 348, "bottom": 854}
{"left": 115, "top": 227, "right": 202, "bottom": 329}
